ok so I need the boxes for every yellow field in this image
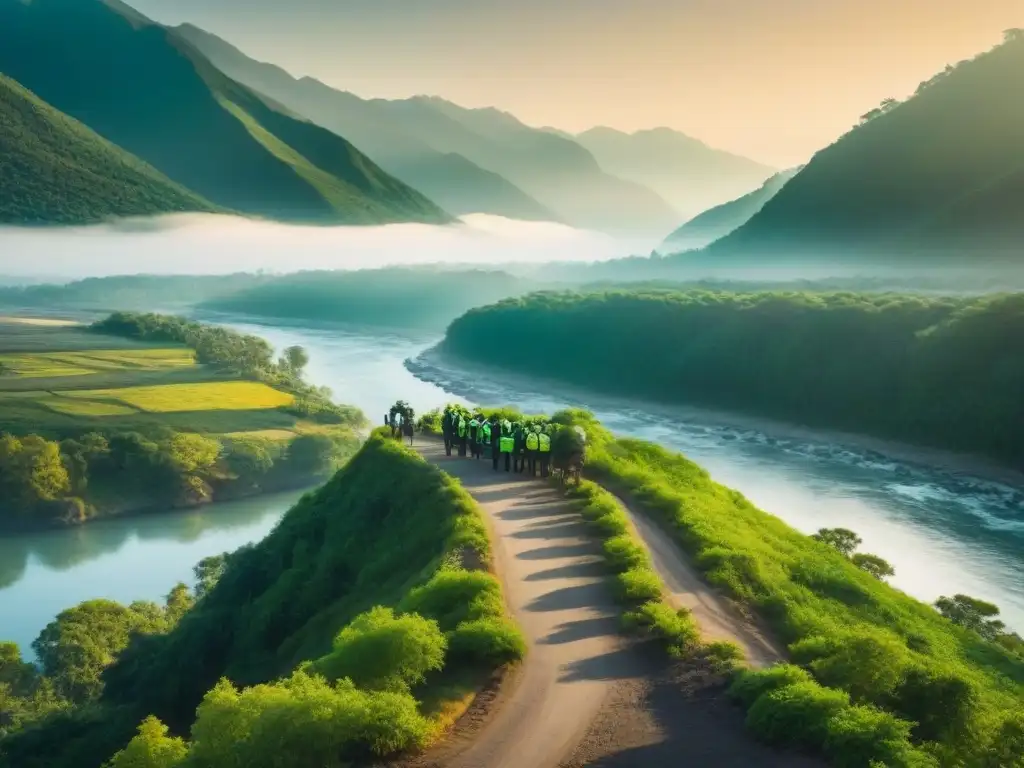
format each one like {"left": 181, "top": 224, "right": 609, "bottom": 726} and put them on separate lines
{"left": 0, "top": 348, "right": 195, "bottom": 379}
{"left": 64, "top": 381, "right": 295, "bottom": 413}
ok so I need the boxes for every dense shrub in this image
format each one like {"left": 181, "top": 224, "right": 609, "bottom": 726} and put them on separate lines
{"left": 824, "top": 705, "right": 935, "bottom": 768}
{"left": 729, "top": 664, "right": 815, "bottom": 708}
{"left": 447, "top": 617, "right": 527, "bottom": 665}
{"left": 313, "top": 607, "right": 446, "bottom": 692}
{"left": 745, "top": 681, "right": 850, "bottom": 748}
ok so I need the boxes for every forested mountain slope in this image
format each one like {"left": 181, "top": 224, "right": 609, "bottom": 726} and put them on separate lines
{"left": 712, "top": 32, "right": 1024, "bottom": 258}
{"left": 0, "top": 74, "right": 214, "bottom": 224}
{"left": 0, "top": 0, "right": 450, "bottom": 225}
{"left": 662, "top": 168, "right": 799, "bottom": 251}
{"left": 174, "top": 24, "right": 555, "bottom": 223}
{"left": 175, "top": 23, "right": 678, "bottom": 235}
{"left": 576, "top": 126, "right": 775, "bottom": 219}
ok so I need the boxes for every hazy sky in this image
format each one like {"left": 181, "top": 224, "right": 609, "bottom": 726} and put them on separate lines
{"left": 132, "top": 0, "right": 1021, "bottom": 166}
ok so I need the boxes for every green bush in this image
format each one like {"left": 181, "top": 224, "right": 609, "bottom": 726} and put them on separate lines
{"left": 702, "top": 641, "right": 744, "bottom": 673}
{"left": 809, "top": 632, "right": 909, "bottom": 704}
{"left": 448, "top": 617, "right": 526, "bottom": 665}
{"left": 103, "top": 716, "right": 187, "bottom": 768}
{"left": 746, "top": 681, "right": 850, "bottom": 749}
{"left": 622, "top": 600, "right": 700, "bottom": 656}
{"left": 615, "top": 567, "right": 662, "bottom": 604}
{"left": 400, "top": 570, "right": 504, "bottom": 632}
{"left": 729, "top": 664, "right": 815, "bottom": 707}
{"left": 313, "top": 607, "right": 446, "bottom": 692}
{"left": 891, "top": 665, "right": 979, "bottom": 745}
{"left": 602, "top": 534, "right": 649, "bottom": 571}
{"left": 824, "top": 704, "right": 936, "bottom": 768}
{"left": 186, "top": 672, "right": 431, "bottom": 765}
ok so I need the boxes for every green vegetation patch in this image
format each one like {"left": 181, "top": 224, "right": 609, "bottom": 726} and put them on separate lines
{"left": 61, "top": 381, "right": 294, "bottom": 413}
{"left": 552, "top": 410, "right": 1024, "bottom": 766}
{"left": 0, "top": 434, "right": 524, "bottom": 768}
{"left": 42, "top": 398, "right": 137, "bottom": 417}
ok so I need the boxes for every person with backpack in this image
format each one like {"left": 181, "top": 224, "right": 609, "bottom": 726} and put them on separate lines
{"left": 457, "top": 413, "right": 468, "bottom": 457}
{"left": 525, "top": 425, "right": 540, "bottom": 476}
{"left": 499, "top": 420, "right": 514, "bottom": 472}
{"left": 538, "top": 424, "right": 552, "bottom": 477}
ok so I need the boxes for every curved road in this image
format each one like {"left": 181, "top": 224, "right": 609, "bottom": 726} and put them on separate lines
{"left": 414, "top": 440, "right": 811, "bottom": 768}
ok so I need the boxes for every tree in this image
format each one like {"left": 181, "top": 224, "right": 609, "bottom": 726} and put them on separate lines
{"left": 194, "top": 553, "right": 230, "bottom": 599}
{"left": 0, "top": 433, "right": 70, "bottom": 519}
{"left": 104, "top": 715, "right": 188, "bottom": 768}
{"left": 935, "top": 594, "right": 1005, "bottom": 641}
{"left": 282, "top": 345, "right": 309, "bottom": 376}
{"left": 32, "top": 599, "right": 170, "bottom": 702}
{"left": 812, "top": 528, "right": 862, "bottom": 557}
{"left": 1004, "top": 28, "right": 1024, "bottom": 43}
{"left": 314, "top": 607, "right": 446, "bottom": 692}
{"left": 164, "top": 584, "right": 194, "bottom": 625}
{"left": 852, "top": 553, "right": 895, "bottom": 580}
{"left": 286, "top": 434, "right": 337, "bottom": 476}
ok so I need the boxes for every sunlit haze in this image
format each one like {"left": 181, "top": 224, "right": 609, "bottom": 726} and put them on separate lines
{"left": 0, "top": 215, "right": 647, "bottom": 280}
{"left": 127, "top": 0, "right": 1022, "bottom": 166}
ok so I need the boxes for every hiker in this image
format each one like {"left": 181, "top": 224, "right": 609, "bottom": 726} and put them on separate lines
{"left": 490, "top": 417, "right": 501, "bottom": 470}
{"left": 513, "top": 422, "right": 527, "bottom": 473}
{"left": 442, "top": 407, "right": 453, "bottom": 456}
{"left": 499, "top": 420, "right": 514, "bottom": 472}
{"left": 457, "top": 412, "right": 468, "bottom": 457}
{"left": 538, "top": 425, "right": 552, "bottom": 478}
{"left": 525, "top": 425, "right": 540, "bottom": 476}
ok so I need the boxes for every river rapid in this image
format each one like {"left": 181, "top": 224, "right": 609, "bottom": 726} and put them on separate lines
{"left": 2, "top": 317, "right": 1022, "bottom": 659}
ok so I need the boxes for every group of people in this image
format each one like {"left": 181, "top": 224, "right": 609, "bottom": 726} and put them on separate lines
{"left": 441, "top": 407, "right": 558, "bottom": 477}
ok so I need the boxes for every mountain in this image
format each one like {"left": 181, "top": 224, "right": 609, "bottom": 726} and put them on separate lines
{"left": 712, "top": 33, "right": 1024, "bottom": 260}
{"left": 0, "top": 0, "right": 450, "bottom": 226}
{"left": 575, "top": 127, "right": 776, "bottom": 219}
{"left": 0, "top": 74, "right": 215, "bottom": 224}
{"left": 662, "top": 168, "right": 800, "bottom": 251}
{"left": 175, "top": 24, "right": 678, "bottom": 235}
{"left": 173, "top": 24, "right": 554, "bottom": 223}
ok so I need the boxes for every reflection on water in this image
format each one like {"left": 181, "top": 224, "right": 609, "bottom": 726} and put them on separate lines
{"left": 0, "top": 489, "right": 305, "bottom": 657}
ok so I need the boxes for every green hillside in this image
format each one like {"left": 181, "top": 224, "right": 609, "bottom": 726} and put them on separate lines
{"left": 713, "top": 32, "right": 1024, "bottom": 258}
{"left": 575, "top": 126, "right": 775, "bottom": 220}
{"left": 174, "top": 24, "right": 553, "bottom": 223}
{"left": 0, "top": 74, "right": 214, "bottom": 225}
{"left": 662, "top": 168, "right": 799, "bottom": 251}
{"left": 174, "top": 24, "right": 678, "bottom": 235}
{"left": 0, "top": 435, "right": 522, "bottom": 768}
{"left": 0, "top": 0, "right": 450, "bottom": 226}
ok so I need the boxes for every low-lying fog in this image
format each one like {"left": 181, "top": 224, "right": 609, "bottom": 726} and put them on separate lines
{"left": 0, "top": 213, "right": 653, "bottom": 280}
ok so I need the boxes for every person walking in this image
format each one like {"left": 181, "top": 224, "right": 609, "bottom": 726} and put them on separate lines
{"left": 457, "top": 413, "right": 468, "bottom": 457}
{"left": 441, "top": 407, "right": 452, "bottom": 456}
{"left": 468, "top": 414, "right": 481, "bottom": 459}
{"left": 489, "top": 417, "right": 501, "bottom": 470}
{"left": 499, "top": 420, "right": 514, "bottom": 472}
{"left": 538, "top": 425, "right": 552, "bottom": 478}
{"left": 525, "top": 425, "right": 540, "bottom": 476}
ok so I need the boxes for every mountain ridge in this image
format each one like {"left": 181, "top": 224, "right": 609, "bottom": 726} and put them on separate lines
{"left": 0, "top": 73, "right": 216, "bottom": 225}
{"left": 0, "top": 0, "right": 451, "bottom": 226}
{"left": 175, "top": 23, "right": 680, "bottom": 235}
{"left": 710, "top": 32, "right": 1024, "bottom": 260}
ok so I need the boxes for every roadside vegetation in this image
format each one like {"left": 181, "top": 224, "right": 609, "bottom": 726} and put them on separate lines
{"left": 544, "top": 409, "right": 1024, "bottom": 767}
{"left": 441, "top": 289, "right": 1024, "bottom": 468}
{"left": 0, "top": 434, "right": 524, "bottom": 768}
{"left": 0, "top": 314, "right": 363, "bottom": 530}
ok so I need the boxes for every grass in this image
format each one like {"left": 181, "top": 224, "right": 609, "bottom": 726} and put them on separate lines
{"left": 43, "top": 398, "right": 137, "bottom": 417}
{"left": 0, "top": 349, "right": 194, "bottom": 380}
{"left": 222, "top": 429, "right": 297, "bottom": 442}
{"left": 61, "top": 381, "right": 294, "bottom": 413}
{"left": 0, "top": 73, "right": 217, "bottom": 225}
{"left": 556, "top": 410, "right": 1024, "bottom": 766}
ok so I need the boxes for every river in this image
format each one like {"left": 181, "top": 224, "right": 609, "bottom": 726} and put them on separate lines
{"left": 2, "top": 317, "right": 1022, "bottom": 658}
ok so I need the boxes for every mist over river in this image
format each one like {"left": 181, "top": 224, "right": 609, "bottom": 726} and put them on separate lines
{"left": 2, "top": 316, "right": 1022, "bottom": 659}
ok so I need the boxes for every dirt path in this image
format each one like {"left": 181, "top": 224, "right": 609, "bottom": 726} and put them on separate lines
{"left": 412, "top": 439, "right": 817, "bottom": 768}
{"left": 624, "top": 504, "right": 784, "bottom": 668}
{"left": 415, "top": 441, "right": 641, "bottom": 768}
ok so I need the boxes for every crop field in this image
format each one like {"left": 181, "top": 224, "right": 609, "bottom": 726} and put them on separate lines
{"left": 0, "top": 319, "right": 300, "bottom": 437}
{"left": 223, "top": 428, "right": 298, "bottom": 442}
{"left": 61, "top": 381, "right": 294, "bottom": 413}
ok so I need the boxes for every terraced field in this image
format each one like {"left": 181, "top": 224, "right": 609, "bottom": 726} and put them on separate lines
{"left": 0, "top": 319, "right": 298, "bottom": 436}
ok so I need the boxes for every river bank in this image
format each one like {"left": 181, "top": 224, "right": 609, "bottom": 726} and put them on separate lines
{"left": 409, "top": 346, "right": 1024, "bottom": 491}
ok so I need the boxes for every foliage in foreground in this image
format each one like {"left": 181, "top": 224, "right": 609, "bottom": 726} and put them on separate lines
{"left": 554, "top": 410, "right": 1024, "bottom": 767}
{"left": 0, "top": 434, "right": 522, "bottom": 768}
